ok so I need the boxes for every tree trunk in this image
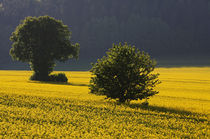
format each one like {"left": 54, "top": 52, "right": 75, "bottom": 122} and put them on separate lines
{"left": 29, "top": 60, "right": 55, "bottom": 81}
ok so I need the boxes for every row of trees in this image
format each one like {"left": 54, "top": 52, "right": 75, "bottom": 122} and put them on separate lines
{"left": 1, "top": 0, "right": 210, "bottom": 69}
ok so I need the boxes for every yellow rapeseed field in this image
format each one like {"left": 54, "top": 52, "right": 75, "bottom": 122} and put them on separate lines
{"left": 0, "top": 68, "right": 209, "bottom": 138}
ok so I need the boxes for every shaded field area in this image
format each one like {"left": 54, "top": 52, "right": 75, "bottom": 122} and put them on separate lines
{"left": 0, "top": 68, "right": 209, "bottom": 138}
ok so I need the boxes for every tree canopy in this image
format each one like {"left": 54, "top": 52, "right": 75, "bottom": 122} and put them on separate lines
{"left": 10, "top": 15, "right": 80, "bottom": 80}
{"left": 90, "top": 43, "right": 160, "bottom": 103}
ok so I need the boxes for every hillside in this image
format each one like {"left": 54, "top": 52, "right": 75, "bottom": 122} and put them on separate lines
{"left": 0, "top": 0, "right": 210, "bottom": 70}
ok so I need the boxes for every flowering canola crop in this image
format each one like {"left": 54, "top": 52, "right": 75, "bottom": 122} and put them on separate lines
{"left": 0, "top": 68, "right": 209, "bottom": 138}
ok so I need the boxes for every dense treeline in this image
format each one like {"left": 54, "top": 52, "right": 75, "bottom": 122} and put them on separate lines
{"left": 0, "top": 0, "right": 210, "bottom": 70}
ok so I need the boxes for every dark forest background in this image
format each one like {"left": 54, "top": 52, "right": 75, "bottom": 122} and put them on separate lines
{"left": 0, "top": 0, "right": 210, "bottom": 70}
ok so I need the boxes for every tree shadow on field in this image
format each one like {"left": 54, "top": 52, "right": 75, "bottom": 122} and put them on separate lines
{"left": 69, "top": 83, "right": 88, "bottom": 86}
{"left": 126, "top": 103, "right": 208, "bottom": 123}
{"left": 28, "top": 80, "right": 88, "bottom": 87}
{"left": 28, "top": 80, "right": 70, "bottom": 86}
{"left": 128, "top": 103, "right": 204, "bottom": 117}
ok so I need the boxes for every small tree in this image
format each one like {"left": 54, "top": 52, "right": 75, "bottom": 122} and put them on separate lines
{"left": 10, "top": 16, "right": 79, "bottom": 81}
{"left": 90, "top": 43, "right": 160, "bottom": 103}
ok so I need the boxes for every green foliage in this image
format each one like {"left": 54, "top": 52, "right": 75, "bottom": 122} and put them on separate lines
{"left": 49, "top": 73, "right": 68, "bottom": 83}
{"left": 90, "top": 43, "right": 160, "bottom": 103}
{"left": 10, "top": 16, "right": 80, "bottom": 80}
{"left": 30, "top": 72, "right": 68, "bottom": 82}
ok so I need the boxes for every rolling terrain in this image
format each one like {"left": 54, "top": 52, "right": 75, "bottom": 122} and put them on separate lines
{"left": 0, "top": 68, "right": 209, "bottom": 138}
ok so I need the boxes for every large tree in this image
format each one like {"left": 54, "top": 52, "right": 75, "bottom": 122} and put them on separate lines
{"left": 10, "top": 16, "right": 80, "bottom": 80}
{"left": 90, "top": 43, "right": 160, "bottom": 103}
